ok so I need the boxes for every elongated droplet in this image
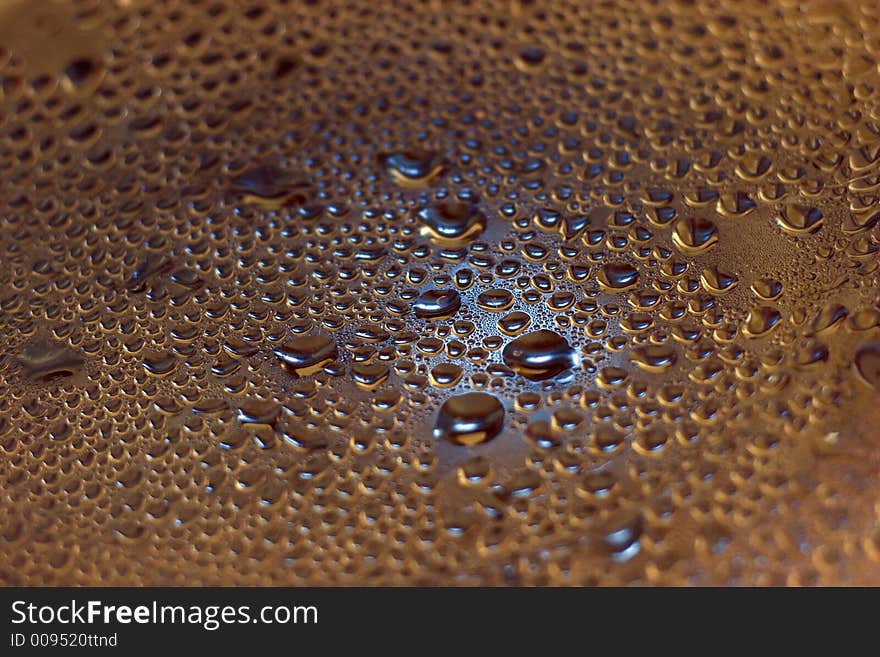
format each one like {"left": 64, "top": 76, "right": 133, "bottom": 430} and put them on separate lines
{"left": 230, "top": 164, "right": 313, "bottom": 203}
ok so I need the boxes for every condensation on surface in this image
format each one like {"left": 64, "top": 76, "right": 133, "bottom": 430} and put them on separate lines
{"left": 0, "top": 0, "right": 879, "bottom": 586}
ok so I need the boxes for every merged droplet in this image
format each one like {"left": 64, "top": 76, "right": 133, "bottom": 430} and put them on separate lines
{"left": 273, "top": 334, "right": 338, "bottom": 376}
{"left": 502, "top": 329, "right": 577, "bottom": 380}
{"left": 434, "top": 392, "right": 505, "bottom": 446}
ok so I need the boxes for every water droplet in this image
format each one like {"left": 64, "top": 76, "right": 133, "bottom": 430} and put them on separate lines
{"left": 672, "top": 217, "right": 718, "bottom": 254}
{"left": 412, "top": 289, "right": 461, "bottom": 320}
{"left": 16, "top": 340, "right": 85, "bottom": 383}
{"left": 429, "top": 363, "right": 463, "bottom": 388}
{"left": 776, "top": 204, "right": 824, "bottom": 235}
{"left": 700, "top": 267, "right": 738, "bottom": 294}
{"left": 352, "top": 362, "right": 390, "bottom": 389}
{"left": 380, "top": 149, "right": 445, "bottom": 186}
{"left": 497, "top": 311, "right": 532, "bottom": 336}
{"left": 598, "top": 510, "right": 643, "bottom": 563}
{"left": 230, "top": 164, "right": 313, "bottom": 203}
{"left": 597, "top": 263, "right": 640, "bottom": 292}
{"left": 502, "top": 329, "right": 576, "bottom": 380}
{"left": 142, "top": 351, "right": 177, "bottom": 376}
{"left": 63, "top": 57, "right": 102, "bottom": 88}
{"left": 630, "top": 344, "right": 677, "bottom": 372}
{"left": 743, "top": 306, "right": 782, "bottom": 338}
{"left": 476, "top": 289, "right": 514, "bottom": 312}
{"left": 237, "top": 400, "right": 280, "bottom": 427}
{"left": 751, "top": 278, "right": 783, "bottom": 301}
{"left": 273, "top": 334, "right": 338, "bottom": 376}
{"left": 434, "top": 392, "right": 504, "bottom": 446}
{"left": 516, "top": 46, "right": 546, "bottom": 68}
{"left": 418, "top": 202, "right": 487, "bottom": 245}
{"left": 854, "top": 343, "right": 880, "bottom": 389}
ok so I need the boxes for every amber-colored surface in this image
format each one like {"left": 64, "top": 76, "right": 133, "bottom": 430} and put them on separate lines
{"left": 1, "top": 0, "right": 879, "bottom": 586}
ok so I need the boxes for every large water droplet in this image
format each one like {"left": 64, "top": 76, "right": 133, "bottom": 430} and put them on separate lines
{"left": 412, "top": 289, "right": 461, "bottom": 320}
{"left": 776, "top": 204, "right": 824, "bottom": 235}
{"left": 502, "top": 329, "right": 577, "bottom": 380}
{"left": 672, "top": 217, "right": 718, "bottom": 254}
{"left": 418, "top": 202, "right": 487, "bottom": 246}
{"left": 854, "top": 343, "right": 880, "bottom": 389}
{"left": 429, "top": 363, "right": 463, "bottom": 388}
{"left": 497, "top": 311, "right": 532, "bottom": 336}
{"left": 16, "top": 339, "right": 85, "bottom": 383}
{"left": 597, "top": 262, "right": 640, "bottom": 292}
{"left": 752, "top": 278, "right": 783, "bottom": 301}
{"left": 380, "top": 149, "right": 445, "bottom": 186}
{"left": 743, "top": 306, "right": 782, "bottom": 338}
{"left": 700, "top": 267, "right": 738, "bottom": 294}
{"left": 630, "top": 344, "right": 677, "bottom": 372}
{"left": 352, "top": 362, "right": 390, "bottom": 389}
{"left": 476, "top": 288, "right": 514, "bottom": 312}
{"left": 273, "top": 334, "right": 338, "bottom": 376}
{"left": 434, "top": 392, "right": 504, "bottom": 445}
